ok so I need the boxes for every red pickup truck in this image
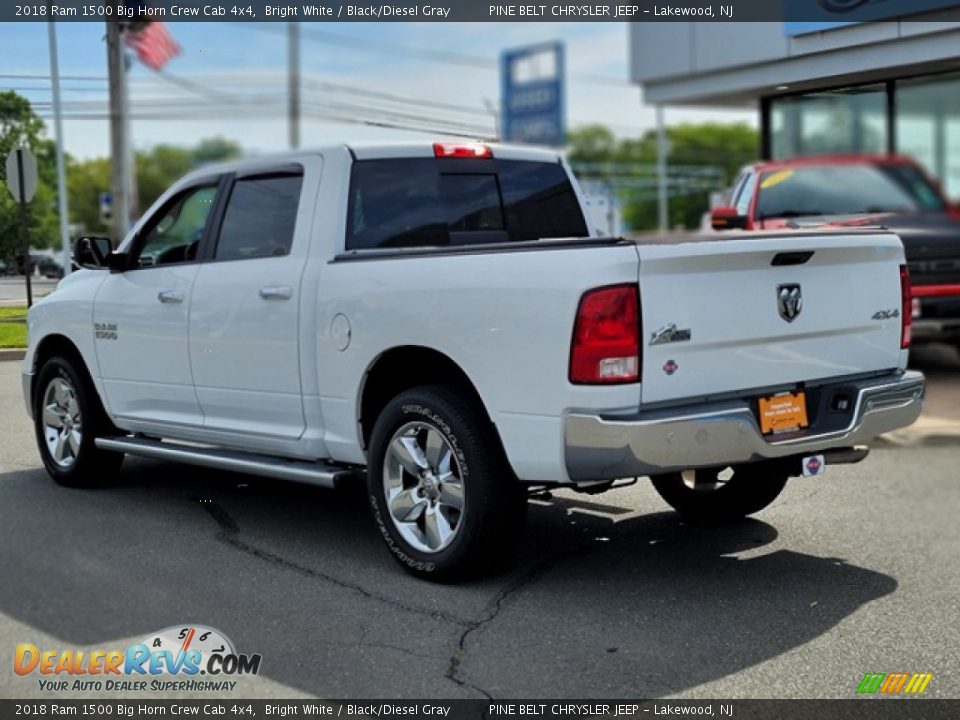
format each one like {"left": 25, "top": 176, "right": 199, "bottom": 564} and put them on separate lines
{"left": 711, "top": 154, "right": 960, "bottom": 350}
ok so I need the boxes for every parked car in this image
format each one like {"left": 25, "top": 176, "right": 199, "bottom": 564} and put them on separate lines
{"left": 24, "top": 142, "right": 923, "bottom": 579}
{"left": 36, "top": 256, "right": 64, "bottom": 279}
{"left": 712, "top": 154, "right": 960, "bottom": 349}
{"left": 8, "top": 254, "right": 54, "bottom": 277}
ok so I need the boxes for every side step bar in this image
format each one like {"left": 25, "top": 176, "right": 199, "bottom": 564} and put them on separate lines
{"left": 95, "top": 436, "right": 357, "bottom": 489}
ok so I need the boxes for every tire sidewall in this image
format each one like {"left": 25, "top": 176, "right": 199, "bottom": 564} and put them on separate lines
{"left": 367, "top": 390, "right": 487, "bottom": 578}
{"left": 33, "top": 357, "right": 103, "bottom": 485}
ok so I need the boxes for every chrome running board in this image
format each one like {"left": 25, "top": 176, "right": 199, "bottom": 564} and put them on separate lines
{"left": 95, "top": 436, "right": 356, "bottom": 489}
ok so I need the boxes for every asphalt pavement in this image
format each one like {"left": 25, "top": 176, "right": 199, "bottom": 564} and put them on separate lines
{"left": 0, "top": 277, "right": 57, "bottom": 305}
{"left": 0, "top": 350, "right": 957, "bottom": 700}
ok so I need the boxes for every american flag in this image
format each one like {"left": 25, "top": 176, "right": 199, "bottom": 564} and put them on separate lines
{"left": 124, "top": 21, "right": 181, "bottom": 71}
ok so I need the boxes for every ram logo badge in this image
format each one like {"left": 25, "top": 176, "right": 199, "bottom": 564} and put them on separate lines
{"left": 650, "top": 323, "right": 692, "bottom": 346}
{"left": 777, "top": 284, "right": 803, "bottom": 323}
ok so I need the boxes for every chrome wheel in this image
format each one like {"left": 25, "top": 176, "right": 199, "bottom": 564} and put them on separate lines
{"left": 382, "top": 421, "right": 464, "bottom": 554}
{"left": 42, "top": 377, "right": 82, "bottom": 469}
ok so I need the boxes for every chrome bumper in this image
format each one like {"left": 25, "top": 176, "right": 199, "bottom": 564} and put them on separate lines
{"left": 564, "top": 371, "right": 924, "bottom": 482}
{"left": 22, "top": 370, "right": 33, "bottom": 419}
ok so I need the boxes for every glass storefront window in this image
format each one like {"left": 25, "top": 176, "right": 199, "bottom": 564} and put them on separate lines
{"left": 770, "top": 85, "right": 888, "bottom": 159}
{"left": 896, "top": 73, "right": 960, "bottom": 199}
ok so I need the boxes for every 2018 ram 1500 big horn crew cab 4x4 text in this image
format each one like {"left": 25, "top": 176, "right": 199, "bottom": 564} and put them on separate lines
{"left": 23, "top": 142, "right": 924, "bottom": 579}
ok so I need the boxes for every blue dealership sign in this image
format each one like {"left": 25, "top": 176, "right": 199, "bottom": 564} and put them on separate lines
{"left": 501, "top": 42, "right": 565, "bottom": 147}
{"left": 785, "top": 0, "right": 960, "bottom": 35}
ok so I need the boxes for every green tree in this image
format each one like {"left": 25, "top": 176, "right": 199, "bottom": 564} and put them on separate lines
{"left": 66, "top": 156, "right": 111, "bottom": 235}
{"left": 568, "top": 122, "right": 759, "bottom": 232}
{"left": 192, "top": 136, "right": 242, "bottom": 165}
{"left": 136, "top": 137, "right": 242, "bottom": 217}
{"left": 0, "top": 91, "right": 60, "bottom": 263}
{"left": 135, "top": 144, "right": 195, "bottom": 216}
{"left": 67, "top": 137, "right": 244, "bottom": 237}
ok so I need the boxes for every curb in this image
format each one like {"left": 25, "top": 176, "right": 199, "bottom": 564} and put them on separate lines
{"left": 0, "top": 349, "right": 25, "bottom": 362}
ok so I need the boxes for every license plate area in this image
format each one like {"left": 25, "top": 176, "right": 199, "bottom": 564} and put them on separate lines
{"left": 758, "top": 391, "right": 809, "bottom": 435}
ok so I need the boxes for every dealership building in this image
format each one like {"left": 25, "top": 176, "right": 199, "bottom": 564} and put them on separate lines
{"left": 629, "top": 5, "right": 960, "bottom": 196}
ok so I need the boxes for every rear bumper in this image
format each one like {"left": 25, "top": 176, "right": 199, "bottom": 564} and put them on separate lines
{"left": 564, "top": 371, "right": 924, "bottom": 482}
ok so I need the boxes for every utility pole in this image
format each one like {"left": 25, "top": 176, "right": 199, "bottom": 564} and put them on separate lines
{"left": 106, "top": 22, "right": 131, "bottom": 242}
{"left": 656, "top": 105, "right": 668, "bottom": 233}
{"left": 288, "top": 22, "right": 300, "bottom": 150}
{"left": 47, "top": 18, "right": 71, "bottom": 276}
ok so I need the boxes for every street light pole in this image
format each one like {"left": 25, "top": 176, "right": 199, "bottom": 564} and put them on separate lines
{"left": 656, "top": 105, "right": 669, "bottom": 233}
{"left": 288, "top": 22, "right": 300, "bottom": 150}
{"left": 47, "top": 18, "right": 72, "bottom": 276}
{"left": 106, "top": 22, "right": 131, "bottom": 242}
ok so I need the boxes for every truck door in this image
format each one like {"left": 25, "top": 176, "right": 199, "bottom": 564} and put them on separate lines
{"left": 188, "top": 165, "right": 309, "bottom": 440}
{"left": 93, "top": 180, "right": 221, "bottom": 427}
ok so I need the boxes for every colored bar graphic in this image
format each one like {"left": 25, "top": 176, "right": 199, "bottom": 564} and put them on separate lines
{"left": 858, "top": 672, "right": 933, "bottom": 695}
{"left": 857, "top": 673, "right": 886, "bottom": 694}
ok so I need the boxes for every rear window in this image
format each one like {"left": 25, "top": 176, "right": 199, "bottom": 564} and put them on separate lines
{"left": 346, "top": 158, "right": 588, "bottom": 251}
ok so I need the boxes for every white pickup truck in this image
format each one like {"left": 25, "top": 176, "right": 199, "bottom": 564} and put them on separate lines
{"left": 23, "top": 141, "right": 924, "bottom": 579}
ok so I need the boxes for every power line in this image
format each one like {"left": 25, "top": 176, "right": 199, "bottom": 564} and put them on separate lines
{"left": 229, "top": 23, "right": 631, "bottom": 87}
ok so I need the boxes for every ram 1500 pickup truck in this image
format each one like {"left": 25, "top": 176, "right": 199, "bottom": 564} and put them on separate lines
{"left": 23, "top": 142, "right": 924, "bottom": 579}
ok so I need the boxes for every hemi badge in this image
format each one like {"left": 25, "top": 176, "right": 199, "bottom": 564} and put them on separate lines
{"left": 650, "top": 323, "right": 692, "bottom": 346}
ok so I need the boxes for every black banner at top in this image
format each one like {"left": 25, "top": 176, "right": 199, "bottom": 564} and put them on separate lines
{"left": 4, "top": 0, "right": 960, "bottom": 23}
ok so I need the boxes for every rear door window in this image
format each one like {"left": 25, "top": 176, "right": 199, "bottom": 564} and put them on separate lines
{"left": 347, "top": 158, "right": 587, "bottom": 251}
{"left": 214, "top": 173, "right": 303, "bottom": 261}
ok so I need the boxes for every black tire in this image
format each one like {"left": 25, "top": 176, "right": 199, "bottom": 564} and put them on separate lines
{"left": 651, "top": 462, "right": 790, "bottom": 525}
{"left": 367, "top": 385, "right": 526, "bottom": 581}
{"left": 33, "top": 355, "right": 123, "bottom": 487}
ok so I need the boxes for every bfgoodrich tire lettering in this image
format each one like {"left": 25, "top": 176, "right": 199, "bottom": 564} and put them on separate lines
{"left": 367, "top": 385, "right": 526, "bottom": 581}
{"left": 33, "top": 355, "right": 123, "bottom": 488}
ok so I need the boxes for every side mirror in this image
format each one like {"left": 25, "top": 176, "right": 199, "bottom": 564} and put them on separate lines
{"left": 710, "top": 206, "right": 748, "bottom": 231}
{"left": 73, "top": 237, "right": 113, "bottom": 270}
{"left": 73, "top": 237, "right": 129, "bottom": 273}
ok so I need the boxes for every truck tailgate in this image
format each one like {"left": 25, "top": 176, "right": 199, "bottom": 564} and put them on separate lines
{"left": 636, "top": 232, "right": 906, "bottom": 405}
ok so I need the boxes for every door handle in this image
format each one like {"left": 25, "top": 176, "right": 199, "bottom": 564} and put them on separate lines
{"left": 259, "top": 285, "right": 293, "bottom": 300}
{"left": 157, "top": 290, "right": 184, "bottom": 304}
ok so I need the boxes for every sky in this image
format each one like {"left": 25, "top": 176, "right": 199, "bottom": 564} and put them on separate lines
{"left": 0, "top": 21, "right": 755, "bottom": 160}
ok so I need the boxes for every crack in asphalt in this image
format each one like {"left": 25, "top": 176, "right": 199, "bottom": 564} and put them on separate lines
{"left": 199, "top": 497, "right": 648, "bottom": 700}
{"left": 444, "top": 544, "right": 592, "bottom": 700}
{"left": 198, "top": 499, "right": 472, "bottom": 628}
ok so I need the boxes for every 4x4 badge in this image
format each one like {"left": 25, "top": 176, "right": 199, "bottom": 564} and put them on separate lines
{"left": 777, "top": 284, "right": 803, "bottom": 323}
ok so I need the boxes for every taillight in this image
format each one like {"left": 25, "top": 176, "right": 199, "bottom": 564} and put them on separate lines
{"left": 900, "top": 264, "right": 912, "bottom": 349}
{"left": 570, "top": 284, "right": 640, "bottom": 384}
{"left": 433, "top": 142, "right": 492, "bottom": 159}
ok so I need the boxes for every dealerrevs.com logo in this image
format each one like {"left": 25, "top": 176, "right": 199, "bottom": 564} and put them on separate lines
{"left": 14, "top": 625, "right": 262, "bottom": 693}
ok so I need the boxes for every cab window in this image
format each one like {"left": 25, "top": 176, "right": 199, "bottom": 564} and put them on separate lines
{"left": 132, "top": 184, "right": 218, "bottom": 268}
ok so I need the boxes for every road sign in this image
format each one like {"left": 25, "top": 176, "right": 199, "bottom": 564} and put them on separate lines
{"left": 5, "top": 147, "right": 38, "bottom": 203}
{"left": 4, "top": 147, "right": 37, "bottom": 307}
{"left": 501, "top": 42, "right": 565, "bottom": 147}
{"left": 99, "top": 192, "right": 113, "bottom": 224}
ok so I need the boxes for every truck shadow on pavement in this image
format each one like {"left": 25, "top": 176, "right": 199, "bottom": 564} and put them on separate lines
{"left": 0, "top": 460, "right": 897, "bottom": 699}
